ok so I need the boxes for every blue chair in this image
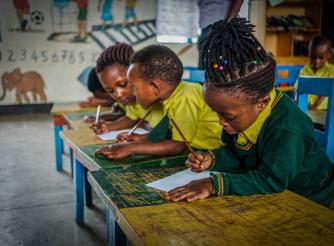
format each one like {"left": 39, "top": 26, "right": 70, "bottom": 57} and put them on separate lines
{"left": 297, "top": 77, "right": 334, "bottom": 162}
{"left": 275, "top": 65, "right": 303, "bottom": 87}
{"left": 182, "top": 66, "right": 205, "bottom": 83}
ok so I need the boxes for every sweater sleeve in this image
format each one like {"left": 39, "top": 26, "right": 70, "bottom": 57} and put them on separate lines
{"left": 210, "top": 130, "right": 306, "bottom": 196}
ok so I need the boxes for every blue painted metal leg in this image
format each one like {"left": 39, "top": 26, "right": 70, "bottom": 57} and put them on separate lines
{"left": 70, "top": 148, "right": 74, "bottom": 178}
{"left": 74, "top": 159, "right": 84, "bottom": 224}
{"left": 106, "top": 209, "right": 126, "bottom": 246}
{"left": 84, "top": 168, "right": 93, "bottom": 207}
{"left": 54, "top": 125, "right": 63, "bottom": 171}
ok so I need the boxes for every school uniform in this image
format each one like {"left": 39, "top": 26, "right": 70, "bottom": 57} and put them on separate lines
{"left": 161, "top": 81, "right": 223, "bottom": 150}
{"left": 119, "top": 102, "right": 164, "bottom": 128}
{"left": 210, "top": 89, "right": 334, "bottom": 207}
{"left": 295, "top": 62, "right": 334, "bottom": 110}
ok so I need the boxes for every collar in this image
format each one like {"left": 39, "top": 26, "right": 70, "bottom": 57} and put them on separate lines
{"left": 162, "top": 81, "right": 184, "bottom": 112}
{"left": 237, "top": 89, "right": 278, "bottom": 145}
{"left": 303, "top": 62, "right": 331, "bottom": 76}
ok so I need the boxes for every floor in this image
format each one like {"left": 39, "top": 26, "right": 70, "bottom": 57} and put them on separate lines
{"left": 0, "top": 113, "right": 106, "bottom": 246}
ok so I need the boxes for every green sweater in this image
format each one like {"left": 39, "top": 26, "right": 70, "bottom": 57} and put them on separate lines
{"left": 210, "top": 91, "right": 334, "bottom": 207}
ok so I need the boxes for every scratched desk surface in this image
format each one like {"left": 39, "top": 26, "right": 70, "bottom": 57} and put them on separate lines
{"left": 61, "top": 129, "right": 188, "bottom": 171}
{"left": 78, "top": 143, "right": 188, "bottom": 171}
{"left": 88, "top": 167, "right": 334, "bottom": 246}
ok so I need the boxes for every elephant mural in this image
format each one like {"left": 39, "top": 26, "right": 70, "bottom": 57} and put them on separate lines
{"left": 0, "top": 68, "right": 47, "bottom": 103}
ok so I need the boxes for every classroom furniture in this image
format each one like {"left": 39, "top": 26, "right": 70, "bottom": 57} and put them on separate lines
{"left": 275, "top": 65, "right": 303, "bottom": 87}
{"left": 264, "top": 0, "right": 323, "bottom": 57}
{"left": 88, "top": 166, "right": 334, "bottom": 246}
{"left": 274, "top": 56, "right": 309, "bottom": 65}
{"left": 297, "top": 77, "right": 334, "bottom": 162}
{"left": 51, "top": 102, "right": 108, "bottom": 172}
{"left": 182, "top": 66, "right": 205, "bottom": 83}
{"left": 61, "top": 129, "right": 188, "bottom": 224}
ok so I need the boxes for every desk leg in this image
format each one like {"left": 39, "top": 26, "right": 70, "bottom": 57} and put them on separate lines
{"left": 84, "top": 168, "right": 93, "bottom": 207}
{"left": 54, "top": 124, "right": 63, "bottom": 171}
{"left": 74, "top": 159, "right": 84, "bottom": 224}
{"left": 106, "top": 209, "right": 126, "bottom": 246}
{"left": 70, "top": 148, "right": 74, "bottom": 178}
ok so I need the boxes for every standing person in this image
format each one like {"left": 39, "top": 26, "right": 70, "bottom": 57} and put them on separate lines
{"left": 197, "top": 0, "right": 244, "bottom": 67}
{"left": 98, "top": 0, "right": 114, "bottom": 30}
{"left": 122, "top": 0, "right": 138, "bottom": 28}
{"left": 12, "top": 0, "right": 30, "bottom": 31}
{"left": 73, "top": 0, "right": 88, "bottom": 41}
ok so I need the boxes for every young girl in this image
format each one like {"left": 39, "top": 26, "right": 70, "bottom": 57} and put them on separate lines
{"left": 79, "top": 67, "right": 114, "bottom": 108}
{"left": 91, "top": 43, "right": 164, "bottom": 139}
{"left": 166, "top": 18, "right": 334, "bottom": 208}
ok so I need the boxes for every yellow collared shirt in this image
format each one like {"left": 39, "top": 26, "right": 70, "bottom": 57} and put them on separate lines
{"left": 237, "top": 89, "right": 277, "bottom": 145}
{"left": 162, "top": 81, "right": 223, "bottom": 150}
{"left": 121, "top": 102, "right": 164, "bottom": 128}
{"left": 294, "top": 62, "right": 334, "bottom": 110}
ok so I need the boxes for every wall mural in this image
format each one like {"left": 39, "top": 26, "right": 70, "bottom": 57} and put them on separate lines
{"left": 0, "top": 0, "right": 169, "bottom": 105}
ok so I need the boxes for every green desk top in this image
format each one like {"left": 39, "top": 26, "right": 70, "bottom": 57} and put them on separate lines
{"left": 88, "top": 166, "right": 334, "bottom": 246}
{"left": 77, "top": 143, "right": 188, "bottom": 171}
{"left": 88, "top": 165, "right": 186, "bottom": 209}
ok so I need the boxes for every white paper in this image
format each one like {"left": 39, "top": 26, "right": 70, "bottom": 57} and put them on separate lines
{"left": 146, "top": 168, "right": 213, "bottom": 192}
{"left": 98, "top": 128, "right": 149, "bottom": 141}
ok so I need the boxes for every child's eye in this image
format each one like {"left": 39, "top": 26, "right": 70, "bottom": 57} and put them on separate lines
{"left": 218, "top": 113, "right": 236, "bottom": 122}
{"left": 106, "top": 89, "right": 113, "bottom": 94}
{"left": 118, "top": 82, "right": 127, "bottom": 87}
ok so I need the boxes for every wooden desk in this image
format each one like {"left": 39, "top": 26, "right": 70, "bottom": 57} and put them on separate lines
{"left": 51, "top": 102, "right": 109, "bottom": 172}
{"left": 308, "top": 110, "right": 326, "bottom": 129}
{"left": 62, "top": 112, "right": 94, "bottom": 130}
{"left": 61, "top": 129, "right": 188, "bottom": 224}
{"left": 88, "top": 166, "right": 334, "bottom": 246}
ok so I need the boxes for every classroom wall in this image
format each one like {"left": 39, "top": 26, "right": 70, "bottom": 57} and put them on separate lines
{"left": 0, "top": 0, "right": 248, "bottom": 105}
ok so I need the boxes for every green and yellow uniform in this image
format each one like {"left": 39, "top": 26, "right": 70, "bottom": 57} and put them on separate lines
{"left": 119, "top": 102, "right": 164, "bottom": 128}
{"left": 210, "top": 90, "right": 334, "bottom": 207}
{"left": 162, "top": 81, "right": 223, "bottom": 150}
{"left": 294, "top": 62, "right": 334, "bottom": 110}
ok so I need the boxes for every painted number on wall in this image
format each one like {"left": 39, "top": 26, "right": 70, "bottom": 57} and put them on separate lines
{"left": 1, "top": 49, "right": 101, "bottom": 64}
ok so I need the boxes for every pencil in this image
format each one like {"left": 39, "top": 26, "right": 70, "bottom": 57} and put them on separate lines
{"left": 95, "top": 105, "right": 101, "bottom": 124}
{"left": 167, "top": 113, "right": 215, "bottom": 160}
{"left": 127, "top": 109, "right": 152, "bottom": 136}
{"left": 167, "top": 113, "right": 197, "bottom": 156}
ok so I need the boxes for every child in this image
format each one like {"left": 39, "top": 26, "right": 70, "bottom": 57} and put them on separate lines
{"left": 73, "top": 0, "right": 88, "bottom": 41}
{"left": 166, "top": 18, "right": 334, "bottom": 208}
{"left": 122, "top": 0, "right": 138, "bottom": 28}
{"left": 97, "top": 0, "right": 113, "bottom": 29}
{"left": 96, "top": 45, "right": 223, "bottom": 159}
{"left": 80, "top": 67, "right": 114, "bottom": 108}
{"left": 295, "top": 36, "right": 334, "bottom": 110}
{"left": 13, "top": 0, "right": 30, "bottom": 31}
{"left": 91, "top": 43, "right": 164, "bottom": 137}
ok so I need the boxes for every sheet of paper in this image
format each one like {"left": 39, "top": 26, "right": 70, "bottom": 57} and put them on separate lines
{"left": 98, "top": 128, "right": 149, "bottom": 141}
{"left": 146, "top": 168, "right": 214, "bottom": 192}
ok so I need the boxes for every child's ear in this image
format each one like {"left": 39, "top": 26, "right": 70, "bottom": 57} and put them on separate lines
{"left": 257, "top": 95, "right": 271, "bottom": 112}
{"left": 150, "top": 80, "right": 161, "bottom": 96}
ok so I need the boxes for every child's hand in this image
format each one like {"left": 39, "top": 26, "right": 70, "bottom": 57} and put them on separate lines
{"left": 166, "top": 177, "right": 214, "bottom": 202}
{"left": 90, "top": 120, "right": 110, "bottom": 135}
{"left": 116, "top": 132, "right": 145, "bottom": 143}
{"left": 95, "top": 143, "right": 134, "bottom": 159}
{"left": 185, "top": 151, "right": 213, "bottom": 172}
{"left": 84, "top": 115, "right": 96, "bottom": 123}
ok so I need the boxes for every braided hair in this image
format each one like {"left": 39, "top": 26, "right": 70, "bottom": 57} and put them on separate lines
{"left": 96, "top": 43, "right": 134, "bottom": 73}
{"left": 201, "top": 17, "right": 276, "bottom": 100}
